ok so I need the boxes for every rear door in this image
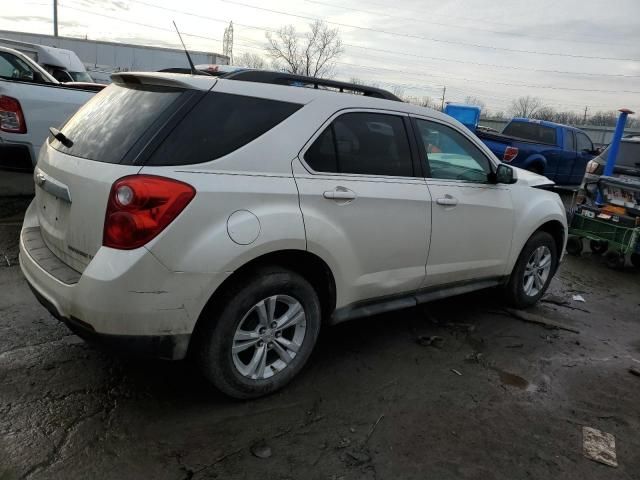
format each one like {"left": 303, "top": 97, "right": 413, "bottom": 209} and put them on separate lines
{"left": 293, "top": 110, "right": 431, "bottom": 307}
{"left": 34, "top": 81, "right": 192, "bottom": 272}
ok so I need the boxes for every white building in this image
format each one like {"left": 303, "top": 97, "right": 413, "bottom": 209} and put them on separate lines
{"left": 0, "top": 29, "right": 229, "bottom": 83}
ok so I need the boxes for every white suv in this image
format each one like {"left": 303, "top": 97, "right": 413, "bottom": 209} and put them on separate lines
{"left": 20, "top": 71, "right": 567, "bottom": 398}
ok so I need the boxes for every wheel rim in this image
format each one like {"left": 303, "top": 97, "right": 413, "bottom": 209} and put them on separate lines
{"left": 232, "top": 295, "right": 306, "bottom": 380}
{"left": 523, "top": 246, "right": 552, "bottom": 297}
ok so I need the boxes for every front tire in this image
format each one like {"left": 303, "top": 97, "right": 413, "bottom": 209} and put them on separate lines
{"left": 196, "top": 267, "right": 321, "bottom": 399}
{"left": 505, "top": 231, "right": 558, "bottom": 308}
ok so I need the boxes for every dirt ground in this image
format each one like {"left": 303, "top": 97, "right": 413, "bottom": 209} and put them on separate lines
{"left": 1, "top": 194, "right": 639, "bottom": 480}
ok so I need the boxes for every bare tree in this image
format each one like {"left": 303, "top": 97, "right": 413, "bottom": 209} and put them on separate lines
{"left": 532, "top": 106, "right": 557, "bottom": 121}
{"left": 235, "top": 52, "right": 267, "bottom": 69}
{"left": 404, "top": 95, "right": 438, "bottom": 109}
{"left": 266, "top": 20, "right": 344, "bottom": 78}
{"left": 464, "top": 96, "right": 486, "bottom": 110}
{"left": 509, "top": 96, "right": 543, "bottom": 118}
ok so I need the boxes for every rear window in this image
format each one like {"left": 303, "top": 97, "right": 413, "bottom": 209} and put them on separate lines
{"left": 51, "top": 83, "right": 184, "bottom": 163}
{"left": 503, "top": 122, "right": 557, "bottom": 145}
{"left": 599, "top": 141, "right": 640, "bottom": 168}
{"left": 147, "top": 92, "right": 302, "bottom": 166}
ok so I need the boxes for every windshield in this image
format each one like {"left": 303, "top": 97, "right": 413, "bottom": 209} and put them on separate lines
{"left": 599, "top": 141, "right": 640, "bottom": 169}
{"left": 69, "top": 71, "right": 93, "bottom": 82}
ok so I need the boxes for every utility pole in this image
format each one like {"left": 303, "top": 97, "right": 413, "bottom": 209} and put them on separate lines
{"left": 583, "top": 105, "right": 588, "bottom": 124}
{"left": 440, "top": 86, "right": 446, "bottom": 111}
{"left": 53, "top": 0, "right": 58, "bottom": 37}
{"left": 223, "top": 21, "right": 234, "bottom": 64}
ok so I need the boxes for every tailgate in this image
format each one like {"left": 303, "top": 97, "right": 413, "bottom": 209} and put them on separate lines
{"left": 34, "top": 145, "right": 140, "bottom": 272}
{"left": 31, "top": 79, "right": 194, "bottom": 272}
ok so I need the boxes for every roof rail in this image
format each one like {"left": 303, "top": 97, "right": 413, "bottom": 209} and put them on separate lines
{"left": 220, "top": 70, "right": 402, "bottom": 102}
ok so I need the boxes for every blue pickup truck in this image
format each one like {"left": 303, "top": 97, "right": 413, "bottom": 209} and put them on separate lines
{"left": 444, "top": 104, "right": 597, "bottom": 185}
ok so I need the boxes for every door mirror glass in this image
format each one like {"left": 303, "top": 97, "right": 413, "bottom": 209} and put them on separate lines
{"left": 495, "top": 164, "right": 517, "bottom": 184}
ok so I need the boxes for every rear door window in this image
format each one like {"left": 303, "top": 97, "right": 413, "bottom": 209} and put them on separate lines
{"left": 564, "top": 130, "right": 575, "bottom": 151}
{"left": 147, "top": 92, "right": 302, "bottom": 166}
{"left": 51, "top": 83, "right": 184, "bottom": 164}
{"left": 304, "top": 112, "right": 414, "bottom": 177}
{"left": 503, "top": 122, "right": 557, "bottom": 145}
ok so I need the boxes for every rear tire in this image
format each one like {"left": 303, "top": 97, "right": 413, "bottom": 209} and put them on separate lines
{"left": 566, "top": 236, "right": 583, "bottom": 256}
{"left": 196, "top": 266, "right": 321, "bottom": 399}
{"left": 589, "top": 240, "right": 609, "bottom": 255}
{"left": 504, "top": 231, "right": 558, "bottom": 308}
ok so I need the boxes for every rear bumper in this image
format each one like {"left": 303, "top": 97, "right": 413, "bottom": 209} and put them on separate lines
{"left": 19, "top": 200, "right": 229, "bottom": 360}
{"left": 27, "top": 281, "right": 190, "bottom": 360}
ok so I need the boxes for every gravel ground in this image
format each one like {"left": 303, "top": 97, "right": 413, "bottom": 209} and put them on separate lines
{"left": 1, "top": 197, "right": 639, "bottom": 480}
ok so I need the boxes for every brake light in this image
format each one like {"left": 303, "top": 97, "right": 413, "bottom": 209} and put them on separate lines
{"left": 586, "top": 160, "right": 600, "bottom": 174}
{"left": 503, "top": 146, "right": 519, "bottom": 162}
{"left": 0, "top": 95, "right": 27, "bottom": 133}
{"left": 103, "top": 175, "right": 196, "bottom": 250}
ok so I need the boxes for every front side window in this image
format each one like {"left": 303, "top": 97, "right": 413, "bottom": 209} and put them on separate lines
{"left": 576, "top": 132, "right": 593, "bottom": 152}
{"left": 415, "top": 119, "right": 492, "bottom": 183}
{"left": 304, "top": 112, "right": 413, "bottom": 177}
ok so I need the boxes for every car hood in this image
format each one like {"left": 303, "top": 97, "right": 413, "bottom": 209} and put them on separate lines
{"left": 514, "top": 167, "right": 555, "bottom": 188}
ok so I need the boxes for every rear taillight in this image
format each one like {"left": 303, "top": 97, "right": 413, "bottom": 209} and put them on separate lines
{"left": 103, "top": 175, "right": 196, "bottom": 250}
{"left": 0, "top": 95, "right": 27, "bottom": 133}
{"left": 586, "top": 160, "right": 600, "bottom": 174}
{"left": 503, "top": 146, "right": 519, "bottom": 162}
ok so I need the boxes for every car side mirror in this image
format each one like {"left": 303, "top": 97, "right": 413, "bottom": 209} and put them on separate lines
{"left": 492, "top": 163, "right": 517, "bottom": 184}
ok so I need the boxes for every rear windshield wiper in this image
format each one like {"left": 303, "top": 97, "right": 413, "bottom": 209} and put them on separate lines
{"left": 49, "top": 127, "right": 73, "bottom": 148}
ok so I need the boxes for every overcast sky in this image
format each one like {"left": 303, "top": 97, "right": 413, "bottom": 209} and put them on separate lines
{"left": 2, "top": 0, "right": 639, "bottom": 114}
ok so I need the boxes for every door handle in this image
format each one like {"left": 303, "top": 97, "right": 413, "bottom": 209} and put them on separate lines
{"left": 323, "top": 188, "right": 357, "bottom": 200}
{"left": 436, "top": 195, "right": 458, "bottom": 206}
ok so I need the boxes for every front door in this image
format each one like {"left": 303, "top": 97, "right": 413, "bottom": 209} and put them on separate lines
{"left": 412, "top": 117, "right": 515, "bottom": 287}
{"left": 293, "top": 110, "right": 431, "bottom": 308}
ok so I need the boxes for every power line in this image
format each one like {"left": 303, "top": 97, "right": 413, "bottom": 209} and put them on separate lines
{"left": 123, "top": 0, "right": 640, "bottom": 79}
{"left": 232, "top": 37, "right": 640, "bottom": 95}
{"left": 298, "top": 0, "right": 632, "bottom": 48}
{"left": 219, "top": 0, "right": 640, "bottom": 62}
{"left": 54, "top": 2, "right": 640, "bottom": 106}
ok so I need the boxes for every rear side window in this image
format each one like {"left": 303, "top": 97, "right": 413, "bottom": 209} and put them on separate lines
{"left": 503, "top": 122, "right": 557, "bottom": 145}
{"left": 304, "top": 112, "right": 413, "bottom": 177}
{"left": 563, "top": 130, "right": 575, "bottom": 151}
{"left": 147, "top": 92, "right": 302, "bottom": 166}
{"left": 51, "top": 83, "right": 183, "bottom": 163}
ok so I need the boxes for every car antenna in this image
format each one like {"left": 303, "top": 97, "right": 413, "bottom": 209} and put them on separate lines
{"left": 172, "top": 20, "right": 208, "bottom": 76}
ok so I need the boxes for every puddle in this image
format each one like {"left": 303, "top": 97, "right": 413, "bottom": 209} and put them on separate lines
{"left": 492, "top": 367, "right": 537, "bottom": 392}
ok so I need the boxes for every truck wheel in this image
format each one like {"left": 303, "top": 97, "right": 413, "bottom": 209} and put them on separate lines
{"left": 605, "top": 252, "right": 625, "bottom": 270}
{"left": 630, "top": 253, "right": 640, "bottom": 269}
{"left": 196, "top": 266, "right": 321, "bottom": 399}
{"left": 504, "top": 231, "right": 558, "bottom": 308}
{"left": 589, "top": 240, "right": 608, "bottom": 255}
{"left": 566, "top": 236, "right": 583, "bottom": 256}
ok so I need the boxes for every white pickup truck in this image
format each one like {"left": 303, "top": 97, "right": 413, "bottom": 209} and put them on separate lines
{"left": 1, "top": 46, "right": 99, "bottom": 181}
